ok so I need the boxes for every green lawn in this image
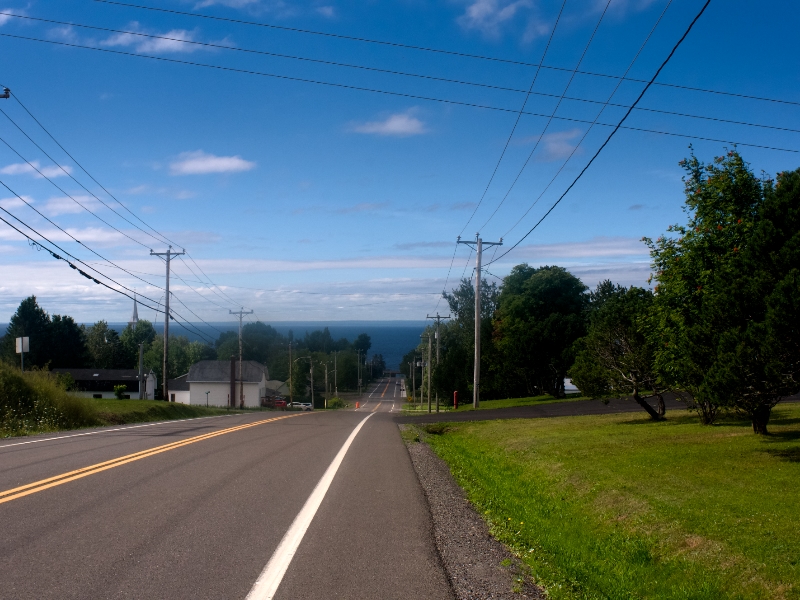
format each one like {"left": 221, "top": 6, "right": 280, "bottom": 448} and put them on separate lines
{"left": 402, "top": 393, "right": 587, "bottom": 414}
{"left": 422, "top": 404, "right": 800, "bottom": 600}
{"left": 92, "top": 398, "right": 240, "bottom": 425}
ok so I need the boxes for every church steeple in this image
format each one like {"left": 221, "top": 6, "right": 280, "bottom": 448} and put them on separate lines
{"left": 129, "top": 294, "right": 139, "bottom": 328}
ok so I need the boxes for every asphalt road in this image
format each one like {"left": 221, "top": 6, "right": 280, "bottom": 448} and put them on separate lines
{"left": 0, "top": 380, "right": 451, "bottom": 599}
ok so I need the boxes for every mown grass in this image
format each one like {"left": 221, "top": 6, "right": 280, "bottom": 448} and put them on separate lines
{"left": 425, "top": 404, "right": 800, "bottom": 600}
{"left": 92, "top": 398, "right": 236, "bottom": 426}
{"left": 402, "top": 393, "right": 588, "bottom": 414}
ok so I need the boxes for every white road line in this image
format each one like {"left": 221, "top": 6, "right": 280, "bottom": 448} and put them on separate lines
{"left": 246, "top": 413, "right": 375, "bottom": 600}
{"left": 0, "top": 414, "right": 236, "bottom": 450}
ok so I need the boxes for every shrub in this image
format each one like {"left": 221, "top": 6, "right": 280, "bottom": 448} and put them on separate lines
{"left": 113, "top": 384, "right": 127, "bottom": 399}
{"left": 327, "top": 397, "right": 347, "bottom": 409}
{"left": 0, "top": 363, "right": 99, "bottom": 436}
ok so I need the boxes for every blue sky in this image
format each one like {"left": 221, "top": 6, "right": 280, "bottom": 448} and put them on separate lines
{"left": 0, "top": 0, "right": 797, "bottom": 328}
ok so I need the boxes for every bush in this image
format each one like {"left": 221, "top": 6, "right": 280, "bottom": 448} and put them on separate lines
{"left": 0, "top": 363, "right": 99, "bottom": 436}
{"left": 327, "top": 397, "right": 347, "bottom": 409}
{"left": 113, "top": 384, "right": 127, "bottom": 399}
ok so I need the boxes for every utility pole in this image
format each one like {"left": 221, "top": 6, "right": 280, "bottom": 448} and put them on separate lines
{"left": 334, "top": 351, "right": 338, "bottom": 397}
{"left": 289, "top": 341, "right": 293, "bottom": 406}
{"left": 324, "top": 362, "right": 329, "bottom": 409}
{"left": 427, "top": 334, "right": 433, "bottom": 413}
{"left": 457, "top": 234, "right": 502, "bottom": 408}
{"left": 411, "top": 356, "right": 416, "bottom": 405}
{"left": 309, "top": 360, "right": 315, "bottom": 408}
{"left": 427, "top": 313, "right": 451, "bottom": 413}
{"left": 357, "top": 349, "right": 362, "bottom": 396}
{"left": 138, "top": 342, "right": 144, "bottom": 399}
{"left": 150, "top": 245, "right": 185, "bottom": 401}
{"left": 230, "top": 307, "right": 254, "bottom": 408}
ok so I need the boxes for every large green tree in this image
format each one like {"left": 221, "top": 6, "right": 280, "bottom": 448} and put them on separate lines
{"left": 570, "top": 283, "right": 666, "bottom": 419}
{"left": 84, "top": 320, "right": 125, "bottom": 369}
{"left": 49, "top": 315, "right": 90, "bottom": 368}
{"left": 493, "top": 265, "right": 587, "bottom": 397}
{"left": 119, "top": 320, "right": 157, "bottom": 369}
{"left": 2, "top": 296, "right": 52, "bottom": 368}
{"left": 646, "top": 151, "right": 800, "bottom": 432}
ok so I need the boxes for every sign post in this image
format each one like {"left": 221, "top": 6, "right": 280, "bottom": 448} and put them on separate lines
{"left": 15, "top": 336, "right": 29, "bottom": 372}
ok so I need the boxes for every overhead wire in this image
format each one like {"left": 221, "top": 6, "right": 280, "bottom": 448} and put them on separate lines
{"left": 1, "top": 84, "right": 246, "bottom": 318}
{"left": 483, "top": 0, "right": 674, "bottom": 234}
{"left": 2, "top": 12, "right": 796, "bottom": 138}
{"left": 486, "top": 0, "right": 714, "bottom": 268}
{"left": 1, "top": 32, "right": 796, "bottom": 154}
{"left": 458, "top": 0, "right": 567, "bottom": 237}
{"left": 90, "top": 0, "right": 800, "bottom": 109}
{"left": 5, "top": 89, "right": 181, "bottom": 249}
{"left": 0, "top": 107, "right": 162, "bottom": 252}
{"left": 476, "top": 0, "right": 614, "bottom": 232}
{"left": 0, "top": 160, "right": 165, "bottom": 292}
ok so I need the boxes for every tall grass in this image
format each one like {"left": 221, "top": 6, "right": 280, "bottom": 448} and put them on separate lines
{"left": 0, "top": 362, "right": 99, "bottom": 437}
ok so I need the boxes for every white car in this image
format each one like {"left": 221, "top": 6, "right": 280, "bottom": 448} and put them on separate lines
{"left": 298, "top": 402, "right": 313, "bottom": 411}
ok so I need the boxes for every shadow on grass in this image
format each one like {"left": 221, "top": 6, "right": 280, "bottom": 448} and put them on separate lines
{"left": 616, "top": 413, "right": 700, "bottom": 426}
{"left": 765, "top": 447, "right": 800, "bottom": 462}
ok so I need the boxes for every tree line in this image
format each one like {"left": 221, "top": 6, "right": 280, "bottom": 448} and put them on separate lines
{"left": 1, "top": 302, "right": 382, "bottom": 400}
{"left": 405, "top": 151, "right": 799, "bottom": 434}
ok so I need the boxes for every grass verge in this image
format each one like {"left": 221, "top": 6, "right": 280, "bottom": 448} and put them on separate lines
{"left": 92, "top": 398, "right": 238, "bottom": 426}
{"left": 401, "top": 393, "right": 588, "bottom": 415}
{"left": 425, "top": 404, "right": 800, "bottom": 600}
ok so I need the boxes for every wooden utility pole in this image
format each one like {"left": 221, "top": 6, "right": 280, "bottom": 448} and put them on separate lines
{"left": 150, "top": 246, "right": 184, "bottom": 401}
{"left": 426, "top": 313, "right": 450, "bottom": 413}
{"left": 230, "top": 308, "right": 254, "bottom": 408}
{"left": 457, "top": 234, "right": 502, "bottom": 408}
{"left": 427, "top": 334, "right": 433, "bottom": 413}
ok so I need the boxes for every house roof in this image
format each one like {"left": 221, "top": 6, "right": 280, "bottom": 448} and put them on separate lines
{"left": 53, "top": 368, "right": 142, "bottom": 381}
{"left": 168, "top": 373, "right": 190, "bottom": 392}
{"left": 187, "top": 360, "right": 269, "bottom": 384}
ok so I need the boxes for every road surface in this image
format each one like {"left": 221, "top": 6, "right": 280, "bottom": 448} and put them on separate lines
{"left": 0, "top": 380, "right": 451, "bottom": 599}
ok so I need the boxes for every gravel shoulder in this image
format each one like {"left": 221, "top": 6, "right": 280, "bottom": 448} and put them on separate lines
{"left": 402, "top": 426, "right": 544, "bottom": 599}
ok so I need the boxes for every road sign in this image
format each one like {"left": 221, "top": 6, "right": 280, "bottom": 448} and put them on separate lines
{"left": 15, "top": 337, "right": 29, "bottom": 353}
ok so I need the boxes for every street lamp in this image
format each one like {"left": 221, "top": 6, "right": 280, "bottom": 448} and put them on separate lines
{"left": 205, "top": 390, "right": 210, "bottom": 407}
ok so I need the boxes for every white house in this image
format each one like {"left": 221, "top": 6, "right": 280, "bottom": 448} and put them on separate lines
{"left": 187, "top": 360, "right": 270, "bottom": 408}
{"left": 167, "top": 373, "right": 190, "bottom": 404}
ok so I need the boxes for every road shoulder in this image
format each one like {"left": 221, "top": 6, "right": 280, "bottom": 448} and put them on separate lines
{"left": 402, "top": 425, "right": 544, "bottom": 599}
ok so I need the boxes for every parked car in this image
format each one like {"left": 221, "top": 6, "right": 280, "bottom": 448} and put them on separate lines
{"left": 273, "top": 399, "right": 287, "bottom": 409}
{"left": 298, "top": 402, "right": 313, "bottom": 411}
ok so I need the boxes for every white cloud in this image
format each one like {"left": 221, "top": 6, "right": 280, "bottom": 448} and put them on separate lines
{"left": 42, "top": 196, "right": 102, "bottom": 217}
{"left": 101, "top": 24, "right": 205, "bottom": 54}
{"left": 510, "top": 236, "right": 648, "bottom": 261}
{"left": 316, "top": 5, "right": 335, "bottom": 17}
{"left": 458, "top": 0, "right": 532, "bottom": 38}
{"left": 0, "top": 195, "right": 33, "bottom": 210}
{"left": 352, "top": 111, "right": 427, "bottom": 137}
{"left": 169, "top": 150, "right": 256, "bottom": 175}
{"left": 537, "top": 128, "right": 583, "bottom": 162}
{"left": 0, "top": 11, "right": 13, "bottom": 27}
{"left": 1, "top": 161, "right": 72, "bottom": 179}
{"left": 195, "top": 0, "right": 261, "bottom": 7}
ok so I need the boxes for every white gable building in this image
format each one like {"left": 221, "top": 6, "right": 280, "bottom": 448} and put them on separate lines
{"left": 187, "top": 360, "right": 269, "bottom": 408}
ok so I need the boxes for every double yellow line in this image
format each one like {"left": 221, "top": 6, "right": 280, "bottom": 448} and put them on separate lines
{"left": 0, "top": 413, "right": 305, "bottom": 505}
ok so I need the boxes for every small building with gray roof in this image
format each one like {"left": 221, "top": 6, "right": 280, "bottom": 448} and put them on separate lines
{"left": 186, "top": 360, "right": 270, "bottom": 408}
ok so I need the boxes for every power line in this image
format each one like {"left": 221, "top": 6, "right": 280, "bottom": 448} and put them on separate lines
{"left": 483, "top": 0, "right": 674, "bottom": 234}
{"left": 3, "top": 12, "right": 795, "bottom": 138}
{"left": 0, "top": 169, "right": 164, "bottom": 292}
{"left": 1, "top": 85, "right": 243, "bottom": 317}
{"left": 487, "top": 0, "right": 714, "bottom": 267}
{"left": 458, "top": 0, "right": 567, "bottom": 238}
{"left": 2, "top": 32, "right": 794, "bottom": 155}
{"left": 475, "top": 0, "right": 614, "bottom": 232}
{"left": 5, "top": 90, "right": 180, "bottom": 249}
{"left": 91, "top": 0, "right": 800, "bottom": 109}
{"left": 0, "top": 108, "right": 155, "bottom": 250}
